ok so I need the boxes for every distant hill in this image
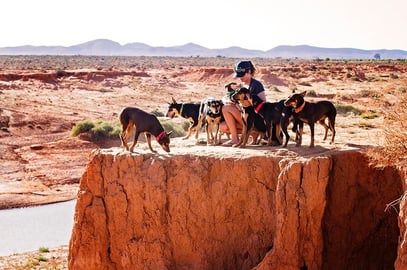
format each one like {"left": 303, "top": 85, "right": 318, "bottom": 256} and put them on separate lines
{"left": 0, "top": 39, "right": 406, "bottom": 59}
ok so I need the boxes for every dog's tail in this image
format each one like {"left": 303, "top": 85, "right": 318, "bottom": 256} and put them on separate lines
{"left": 119, "top": 109, "right": 130, "bottom": 144}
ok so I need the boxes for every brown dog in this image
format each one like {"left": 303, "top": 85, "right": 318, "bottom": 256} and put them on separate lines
{"left": 204, "top": 98, "right": 224, "bottom": 145}
{"left": 119, "top": 107, "right": 172, "bottom": 153}
{"left": 232, "top": 87, "right": 267, "bottom": 148}
{"left": 284, "top": 91, "right": 336, "bottom": 147}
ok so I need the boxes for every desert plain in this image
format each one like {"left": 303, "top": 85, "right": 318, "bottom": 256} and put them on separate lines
{"left": 0, "top": 56, "right": 406, "bottom": 269}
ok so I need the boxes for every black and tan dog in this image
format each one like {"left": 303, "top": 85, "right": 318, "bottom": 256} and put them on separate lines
{"left": 119, "top": 107, "right": 172, "bottom": 153}
{"left": 284, "top": 91, "right": 336, "bottom": 147}
{"left": 249, "top": 94, "right": 287, "bottom": 146}
{"left": 224, "top": 82, "right": 241, "bottom": 104}
{"left": 280, "top": 106, "right": 299, "bottom": 147}
{"left": 232, "top": 87, "right": 267, "bottom": 148}
{"left": 204, "top": 98, "right": 224, "bottom": 145}
{"left": 166, "top": 97, "right": 205, "bottom": 141}
{"left": 251, "top": 94, "right": 300, "bottom": 147}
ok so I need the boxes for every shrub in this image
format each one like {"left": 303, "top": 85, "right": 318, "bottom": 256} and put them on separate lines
{"left": 56, "top": 70, "right": 66, "bottom": 78}
{"left": 38, "top": 247, "right": 49, "bottom": 253}
{"left": 271, "top": 86, "right": 281, "bottom": 92}
{"left": 71, "top": 119, "right": 121, "bottom": 141}
{"left": 298, "top": 81, "right": 312, "bottom": 87}
{"left": 335, "top": 103, "right": 362, "bottom": 116}
{"left": 306, "top": 89, "right": 317, "bottom": 97}
{"left": 151, "top": 109, "right": 164, "bottom": 117}
{"left": 160, "top": 118, "right": 186, "bottom": 138}
{"left": 70, "top": 120, "right": 94, "bottom": 136}
{"left": 398, "top": 86, "right": 407, "bottom": 93}
{"left": 360, "top": 111, "right": 379, "bottom": 119}
{"left": 91, "top": 120, "right": 120, "bottom": 141}
{"left": 368, "top": 95, "right": 407, "bottom": 169}
{"left": 35, "top": 255, "right": 48, "bottom": 262}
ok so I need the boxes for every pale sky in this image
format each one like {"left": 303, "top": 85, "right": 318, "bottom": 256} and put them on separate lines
{"left": 2, "top": 0, "right": 406, "bottom": 51}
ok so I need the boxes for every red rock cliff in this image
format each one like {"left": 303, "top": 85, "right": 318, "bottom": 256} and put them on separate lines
{"left": 69, "top": 148, "right": 402, "bottom": 270}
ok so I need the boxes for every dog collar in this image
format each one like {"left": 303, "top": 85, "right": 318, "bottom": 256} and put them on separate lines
{"left": 255, "top": 102, "right": 265, "bottom": 113}
{"left": 156, "top": 131, "right": 166, "bottom": 142}
{"left": 295, "top": 101, "right": 306, "bottom": 113}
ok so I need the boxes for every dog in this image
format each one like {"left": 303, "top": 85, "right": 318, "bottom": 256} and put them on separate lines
{"left": 249, "top": 94, "right": 287, "bottom": 146}
{"left": 253, "top": 98, "right": 299, "bottom": 148}
{"left": 224, "top": 82, "right": 241, "bottom": 104}
{"left": 119, "top": 107, "right": 172, "bottom": 153}
{"left": 280, "top": 106, "right": 300, "bottom": 147}
{"left": 166, "top": 97, "right": 205, "bottom": 140}
{"left": 232, "top": 87, "right": 267, "bottom": 148}
{"left": 284, "top": 91, "right": 336, "bottom": 147}
{"left": 204, "top": 98, "right": 224, "bottom": 145}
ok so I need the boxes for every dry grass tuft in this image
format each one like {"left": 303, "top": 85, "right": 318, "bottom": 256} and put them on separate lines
{"left": 367, "top": 95, "right": 407, "bottom": 170}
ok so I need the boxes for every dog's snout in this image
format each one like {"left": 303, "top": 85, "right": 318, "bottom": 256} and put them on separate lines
{"left": 162, "top": 145, "right": 170, "bottom": 152}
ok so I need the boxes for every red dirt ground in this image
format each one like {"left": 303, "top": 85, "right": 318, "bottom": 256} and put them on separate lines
{"left": 0, "top": 56, "right": 406, "bottom": 268}
{"left": 0, "top": 56, "right": 406, "bottom": 210}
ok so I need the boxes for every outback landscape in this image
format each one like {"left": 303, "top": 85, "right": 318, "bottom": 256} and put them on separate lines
{"left": 0, "top": 56, "right": 406, "bottom": 269}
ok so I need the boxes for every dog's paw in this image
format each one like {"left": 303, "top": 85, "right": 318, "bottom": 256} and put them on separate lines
{"left": 270, "top": 140, "right": 282, "bottom": 146}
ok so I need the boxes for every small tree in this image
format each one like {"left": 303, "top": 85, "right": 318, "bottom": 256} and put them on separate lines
{"left": 374, "top": 53, "right": 381, "bottom": 60}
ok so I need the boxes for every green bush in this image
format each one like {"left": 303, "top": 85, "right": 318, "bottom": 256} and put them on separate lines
{"left": 71, "top": 119, "right": 121, "bottom": 141}
{"left": 70, "top": 120, "right": 94, "bottom": 136}
{"left": 159, "top": 118, "right": 186, "bottom": 138}
{"left": 91, "top": 120, "right": 120, "bottom": 141}
{"left": 38, "top": 247, "right": 49, "bottom": 253}
{"left": 360, "top": 111, "right": 379, "bottom": 119}
{"left": 35, "top": 255, "right": 48, "bottom": 262}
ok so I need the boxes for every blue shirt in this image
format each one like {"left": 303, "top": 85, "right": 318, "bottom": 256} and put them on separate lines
{"left": 248, "top": 78, "right": 265, "bottom": 98}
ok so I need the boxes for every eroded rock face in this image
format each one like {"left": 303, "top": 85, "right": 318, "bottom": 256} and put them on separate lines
{"left": 69, "top": 149, "right": 402, "bottom": 270}
{"left": 394, "top": 169, "right": 407, "bottom": 270}
{"left": 255, "top": 151, "right": 402, "bottom": 270}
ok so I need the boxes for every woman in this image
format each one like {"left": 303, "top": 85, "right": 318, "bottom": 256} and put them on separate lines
{"left": 220, "top": 60, "right": 266, "bottom": 146}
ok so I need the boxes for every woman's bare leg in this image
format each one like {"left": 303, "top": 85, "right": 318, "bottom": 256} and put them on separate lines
{"left": 220, "top": 104, "right": 242, "bottom": 144}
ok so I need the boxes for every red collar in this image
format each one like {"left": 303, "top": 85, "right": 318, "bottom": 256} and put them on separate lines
{"left": 156, "top": 131, "right": 166, "bottom": 142}
{"left": 295, "top": 101, "right": 306, "bottom": 113}
{"left": 255, "top": 102, "right": 265, "bottom": 113}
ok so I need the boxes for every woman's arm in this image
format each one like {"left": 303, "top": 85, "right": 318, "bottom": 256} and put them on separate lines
{"left": 257, "top": 90, "right": 266, "bottom": 102}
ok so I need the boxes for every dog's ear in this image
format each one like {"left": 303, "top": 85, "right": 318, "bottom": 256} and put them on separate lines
{"left": 240, "top": 87, "right": 249, "bottom": 94}
{"left": 300, "top": 91, "right": 307, "bottom": 97}
{"left": 171, "top": 97, "right": 177, "bottom": 104}
{"left": 247, "top": 95, "right": 253, "bottom": 104}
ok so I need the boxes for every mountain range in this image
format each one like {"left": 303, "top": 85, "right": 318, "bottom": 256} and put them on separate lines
{"left": 0, "top": 39, "right": 406, "bottom": 59}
